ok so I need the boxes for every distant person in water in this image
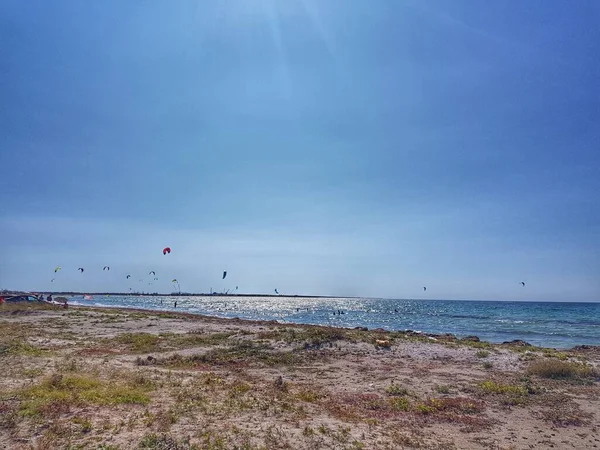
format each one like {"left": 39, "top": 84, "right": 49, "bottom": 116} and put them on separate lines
{"left": 174, "top": 301, "right": 177, "bottom": 308}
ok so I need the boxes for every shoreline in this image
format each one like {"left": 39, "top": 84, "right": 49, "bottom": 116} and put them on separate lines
{"left": 71, "top": 302, "right": 597, "bottom": 352}
{"left": 76, "top": 304, "right": 548, "bottom": 351}
{"left": 4, "top": 294, "right": 599, "bottom": 349}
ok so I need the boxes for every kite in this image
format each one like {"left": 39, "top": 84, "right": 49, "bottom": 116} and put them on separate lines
{"left": 222, "top": 271, "right": 227, "bottom": 280}
{"left": 163, "top": 247, "right": 171, "bottom": 255}
{"left": 149, "top": 271, "right": 156, "bottom": 276}
{"left": 78, "top": 268, "right": 84, "bottom": 273}
{"left": 54, "top": 266, "right": 61, "bottom": 273}
{"left": 520, "top": 282, "right": 526, "bottom": 287}
{"left": 274, "top": 289, "right": 279, "bottom": 295}
{"left": 103, "top": 266, "right": 110, "bottom": 271}
{"left": 126, "top": 275, "right": 131, "bottom": 279}
{"left": 423, "top": 287, "right": 427, "bottom": 291}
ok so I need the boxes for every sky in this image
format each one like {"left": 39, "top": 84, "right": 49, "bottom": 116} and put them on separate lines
{"left": 1, "top": 0, "right": 599, "bottom": 301}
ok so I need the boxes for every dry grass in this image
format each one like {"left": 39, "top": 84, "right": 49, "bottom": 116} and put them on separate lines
{"left": 150, "top": 341, "right": 306, "bottom": 369}
{"left": 0, "top": 321, "right": 48, "bottom": 356}
{"left": 385, "top": 383, "right": 409, "bottom": 397}
{"left": 477, "top": 380, "right": 530, "bottom": 406}
{"left": 527, "top": 360, "right": 598, "bottom": 380}
{"left": 538, "top": 397, "right": 593, "bottom": 427}
{"left": 18, "top": 372, "right": 153, "bottom": 417}
{"left": 475, "top": 350, "right": 490, "bottom": 358}
{"left": 107, "top": 331, "right": 235, "bottom": 354}
{"left": 478, "top": 380, "right": 528, "bottom": 396}
{"left": 415, "top": 397, "right": 485, "bottom": 415}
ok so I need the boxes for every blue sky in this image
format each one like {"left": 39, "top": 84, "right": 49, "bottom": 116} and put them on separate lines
{"left": 1, "top": 0, "right": 599, "bottom": 301}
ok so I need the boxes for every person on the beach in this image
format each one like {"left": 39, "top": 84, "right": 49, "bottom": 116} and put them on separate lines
{"left": 47, "top": 294, "right": 53, "bottom": 302}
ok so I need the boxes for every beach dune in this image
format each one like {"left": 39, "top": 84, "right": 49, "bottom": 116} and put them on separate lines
{"left": 0, "top": 302, "right": 598, "bottom": 449}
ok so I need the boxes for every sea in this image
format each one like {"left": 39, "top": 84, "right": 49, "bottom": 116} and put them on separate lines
{"left": 67, "top": 295, "right": 600, "bottom": 349}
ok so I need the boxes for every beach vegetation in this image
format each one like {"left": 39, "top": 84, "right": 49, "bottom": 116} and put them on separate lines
{"left": 475, "top": 350, "right": 490, "bottom": 358}
{"left": 385, "top": 382, "right": 408, "bottom": 396}
{"left": 71, "top": 415, "right": 93, "bottom": 433}
{"left": 479, "top": 380, "right": 527, "bottom": 396}
{"left": 539, "top": 399, "right": 593, "bottom": 427}
{"left": 478, "top": 380, "right": 529, "bottom": 405}
{"left": 143, "top": 408, "right": 178, "bottom": 431}
{"left": 106, "top": 331, "right": 236, "bottom": 354}
{"left": 0, "top": 321, "right": 49, "bottom": 356}
{"left": 527, "top": 360, "right": 598, "bottom": 380}
{"left": 434, "top": 384, "right": 451, "bottom": 394}
{"left": 466, "top": 341, "right": 492, "bottom": 349}
{"left": 416, "top": 397, "right": 484, "bottom": 415}
{"left": 139, "top": 433, "right": 196, "bottom": 449}
{"left": 542, "top": 349, "right": 569, "bottom": 360}
{"left": 154, "top": 340, "right": 305, "bottom": 369}
{"left": 389, "top": 397, "right": 411, "bottom": 411}
{"left": 0, "top": 340, "right": 46, "bottom": 356}
{"left": 270, "top": 326, "right": 349, "bottom": 346}
{"left": 295, "top": 388, "right": 324, "bottom": 403}
{"left": 115, "top": 332, "right": 161, "bottom": 352}
{"left": 181, "top": 330, "right": 235, "bottom": 346}
{"left": 18, "top": 372, "right": 152, "bottom": 417}
{"left": 22, "top": 367, "right": 45, "bottom": 378}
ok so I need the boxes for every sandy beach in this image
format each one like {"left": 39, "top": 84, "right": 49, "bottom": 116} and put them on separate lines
{"left": 1, "top": 302, "right": 598, "bottom": 449}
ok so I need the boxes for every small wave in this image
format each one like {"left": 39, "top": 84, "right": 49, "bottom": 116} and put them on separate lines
{"left": 550, "top": 320, "right": 600, "bottom": 326}
{"left": 89, "top": 302, "right": 114, "bottom": 308}
{"left": 483, "top": 329, "right": 593, "bottom": 339}
{"left": 440, "top": 314, "right": 491, "bottom": 320}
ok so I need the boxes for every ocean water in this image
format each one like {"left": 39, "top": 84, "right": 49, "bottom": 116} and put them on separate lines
{"left": 68, "top": 295, "right": 600, "bottom": 349}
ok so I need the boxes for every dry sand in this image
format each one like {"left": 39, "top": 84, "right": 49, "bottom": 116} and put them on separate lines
{"left": 0, "top": 302, "right": 598, "bottom": 449}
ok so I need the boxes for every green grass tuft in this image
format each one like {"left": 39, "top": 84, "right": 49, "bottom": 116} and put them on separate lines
{"left": 388, "top": 397, "right": 410, "bottom": 411}
{"left": 478, "top": 380, "right": 527, "bottom": 396}
{"left": 19, "top": 373, "right": 152, "bottom": 417}
{"left": 115, "top": 333, "right": 161, "bottom": 352}
{"left": 385, "top": 383, "right": 408, "bottom": 397}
